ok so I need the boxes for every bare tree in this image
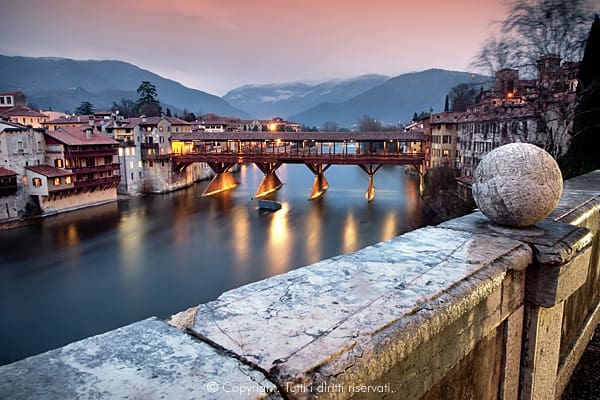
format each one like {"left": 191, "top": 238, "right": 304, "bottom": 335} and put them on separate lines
{"left": 472, "top": 0, "right": 597, "bottom": 75}
{"left": 448, "top": 83, "right": 479, "bottom": 112}
{"left": 322, "top": 121, "right": 339, "bottom": 132}
{"left": 357, "top": 114, "right": 382, "bottom": 131}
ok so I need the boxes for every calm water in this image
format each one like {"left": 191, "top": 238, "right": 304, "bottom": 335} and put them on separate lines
{"left": 0, "top": 164, "right": 423, "bottom": 365}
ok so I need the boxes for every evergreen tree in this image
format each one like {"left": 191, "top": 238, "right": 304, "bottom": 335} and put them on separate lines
{"left": 75, "top": 101, "right": 95, "bottom": 115}
{"left": 412, "top": 112, "right": 418, "bottom": 122}
{"left": 136, "top": 81, "right": 161, "bottom": 117}
{"left": 166, "top": 108, "right": 172, "bottom": 117}
{"left": 444, "top": 95, "right": 449, "bottom": 112}
{"left": 560, "top": 14, "right": 600, "bottom": 177}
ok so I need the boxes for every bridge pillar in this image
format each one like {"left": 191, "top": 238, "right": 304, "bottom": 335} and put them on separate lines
{"left": 358, "top": 164, "right": 382, "bottom": 202}
{"left": 201, "top": 162, "right": 238, "bottom": 197}
{"left": 254, "top": 162, "right": 283, "bottom": 198}
{"left": 306, "top": 164, "right": 331, "bottom": 200}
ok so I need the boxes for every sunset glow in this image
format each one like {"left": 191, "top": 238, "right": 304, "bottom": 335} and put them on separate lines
{"left": 0, "top": 0, "right": 508, "bottom": 95}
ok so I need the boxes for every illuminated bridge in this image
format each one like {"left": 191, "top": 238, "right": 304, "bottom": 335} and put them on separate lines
{"left": 169, "top": 131, "right": 425, "bottom": 201}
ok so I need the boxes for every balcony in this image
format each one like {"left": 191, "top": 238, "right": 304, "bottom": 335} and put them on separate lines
{"left": 65, "top": 148, "right": 118, "bottom": 158}
{"left": 70, "top": 164, "right": 121, "bottom": 175}
{"left": 74, "top": 176, "right": 121, "bottom": 190}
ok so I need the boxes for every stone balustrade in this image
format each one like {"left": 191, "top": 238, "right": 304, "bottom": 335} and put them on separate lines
{"left": 1, "top": 170, "right": 598, "bottom": 400}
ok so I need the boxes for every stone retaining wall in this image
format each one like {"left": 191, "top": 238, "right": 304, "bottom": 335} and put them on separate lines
{"left": 1, "top": 170, "right": 598, "bottom": 400}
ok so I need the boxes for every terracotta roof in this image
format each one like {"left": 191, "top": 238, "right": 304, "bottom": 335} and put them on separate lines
{"left": 430, "top": 112, "right": 462, "bottom": 124}
{"left": 45, "top": 115, "right": 91, "bottom": 124}
{"left": 163, "top": 117, "right": 190, "bottom": 125}
{"left": 171, "top": 130, "right": 426, "bottom": 142}
{"left": 0, "top": 166, "right": 17, "bottom": 177}
{"left": 26, "top": 165, "right": 73, "bottom": 178}
{"left": 0, "top": 120, "right": 27, "bottom": 131}
{"left": 45, "top": 126, "right": 118, "bottom": 146}
{"left": 0, "top": 107, "right": 48, "bottom": 118}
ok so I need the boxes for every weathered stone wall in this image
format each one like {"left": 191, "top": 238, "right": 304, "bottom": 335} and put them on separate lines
{"left": 0, "top": 170, "right": 598, "bottom": 400}
{"left": 38, "top": 187, "right": 118, "bottom": 215}
{"left": 550, "top": 170, "right": 600, "bottom": 395}
{"left": 0, "top": 194, "right": 18, "bottom": 220}
{"left": 143, "top": 159, "right": 213, "bottom": 193}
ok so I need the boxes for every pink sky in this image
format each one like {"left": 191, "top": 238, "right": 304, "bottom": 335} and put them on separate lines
{"left": 0, "top": 0, "right": 508, "bottom": 95}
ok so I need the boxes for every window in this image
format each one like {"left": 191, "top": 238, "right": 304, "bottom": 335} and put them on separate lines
{"left": 131, "top": 148, "right": 135, "bottom": 156}
{"left": 125, "top": 148, "right": 130, "bottom": 156}
{"left": 129, "top": 161, "right": 134, "bottom": 169}
{"left": 138, "top": 161, "right": 142, "bottom": 168}
{"left": 131, "top": 172, "right": 134, "bottom": 180}
{"left": 22, "top": 176, "right": 27, "bottom": 185}
{"left": 65, "top": 176, "right": 72, "bottom": 184}
{"left": 53, "top": 177, "right": 61, "bottom": 186}
{"left": 118, "top": 148, "right": 123, "bottom": 156}
{"left": 443, "top": 149, "right": 450, "bottom": 157}
{"left": 159, "top": 126, "right": 164, "bottom": 132}
{"left": 55, "top": 159, "right": 63, "bottom": 168}
{"left": 7, "top": 97, "right": 11, "bottom": 104}
{"left": 0, "top": 97, "right": 4, "bottom": 104}
{"left": 33, "top": 178, "right": 42, "bottom": 187}
{"left": 159, "top": 136, "right": 164, "bottom": 144}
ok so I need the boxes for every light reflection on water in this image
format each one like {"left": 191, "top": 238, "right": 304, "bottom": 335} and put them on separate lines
{"left": 0, "top": 163, "right": 423, "bottom": 365}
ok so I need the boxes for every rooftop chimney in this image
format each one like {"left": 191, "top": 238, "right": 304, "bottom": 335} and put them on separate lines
{"left": 85, "top": 126, "right": 93, "bottom": 139}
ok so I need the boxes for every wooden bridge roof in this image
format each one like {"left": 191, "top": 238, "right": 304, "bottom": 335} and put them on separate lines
{"left": 170, "top": 130, "right": 425, "bottom": 142}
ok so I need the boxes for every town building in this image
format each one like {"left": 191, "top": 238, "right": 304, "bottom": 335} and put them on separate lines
{"left": 240, "top": 117, "right": 302, "bottom": 132}
{"left": 0, "top": 91, "right": 27, "bottom": 109}
{"left": 25, "top": 125, "right": 120, "bottom": 215}
{"left": 456, "top": 55, "right": 579, "bottom": 179}
{"left": 0, "top": 166, "right": 18, "bottom": 220}
{"left": 0, "top": 120, "right": 46, "bottom": 219}
{"left": 106, "top": 116, "right": 212, "bottom": 194}
{"left": 194, "top": 114, "right": 244, "bottom": 132}
{"left": 0, "top": 91, "right": 49, "bottom": 128}
{"left": 0, "top": 107, "right": 49, "bottom": 128}
{"left": 427, "top": 112, "right": 461, "bottom": 171}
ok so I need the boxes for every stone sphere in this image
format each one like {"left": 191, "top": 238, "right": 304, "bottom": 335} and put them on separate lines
{"left": 472, "top": 143, "right": 563, "bottom": 227}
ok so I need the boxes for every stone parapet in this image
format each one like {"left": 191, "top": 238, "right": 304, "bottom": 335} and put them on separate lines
{"left": 0, "top": 170, "right": 599, "bottom": 400}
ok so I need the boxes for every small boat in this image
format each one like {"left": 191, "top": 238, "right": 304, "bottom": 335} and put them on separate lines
{"left": 258, "top": 199, "right": 282, "bottom": 211}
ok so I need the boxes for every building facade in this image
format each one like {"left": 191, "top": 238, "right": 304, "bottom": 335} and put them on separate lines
{"left": 428, "top": 112, "right": 461, "bottom": 171}
{"left": 27, "top": 126, "right": 120, "bottom": 214}
{"left": 456, "top": 55, "right": 579, "bottom": 178}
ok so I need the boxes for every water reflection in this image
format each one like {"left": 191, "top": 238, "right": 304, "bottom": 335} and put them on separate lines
{"left": 267, "top": 202, "right": 291, "bottom": 275}
{"left": 343, "top": 212, "right": 358, "bottom": 253}
{"left": 305, "top": 199, "right": 324, "bottom": 265}
{"left": 0, "top": 164, "right": 426, "bottom": 365}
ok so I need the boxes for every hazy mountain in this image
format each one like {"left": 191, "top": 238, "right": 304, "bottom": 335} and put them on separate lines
{"left": 0, "top": 55, "right": 249, "bottom": 117}
{"left": 223, "top": 74, "right": 389, "bottom": 119}
{"left": 291, "top": 69, "right": 490, "bottom": 128}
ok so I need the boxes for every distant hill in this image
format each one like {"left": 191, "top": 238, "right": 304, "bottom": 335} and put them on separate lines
{"left": 0, "top": 55, "right": 249, "bottom": 117}
{"left": 291, "top": 69, "right": 490, "bottom": 128}
{"left": 223, "top": 74, "right": 390, "bottom": 119}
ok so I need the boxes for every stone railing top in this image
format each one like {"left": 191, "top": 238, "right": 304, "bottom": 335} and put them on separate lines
{"left": 189, "top": 226, "right": 531, "bottom": 396}
{"left": 0, "top": 318, "right": 282, "bottom": 400}
{"left": 551, "top": 170, "right": 600, "bottom": 226}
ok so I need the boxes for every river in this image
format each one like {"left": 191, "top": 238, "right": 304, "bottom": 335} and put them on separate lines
{"left": 0, "top": 163, "right": 423, "bottom": 365}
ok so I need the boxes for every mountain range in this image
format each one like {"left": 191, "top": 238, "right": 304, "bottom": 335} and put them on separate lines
{"left": 223, "top": 74, "right": 390, "bottom": 119}
{"left": 0, "top": 55, "right": 489, "bottom": 127}
{"left": 0, "top": 55, "right": 249, "bottom": 118}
